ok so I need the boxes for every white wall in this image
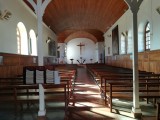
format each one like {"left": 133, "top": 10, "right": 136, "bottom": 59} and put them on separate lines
{"left": 0, "top": 0, "right": 56, "bottom": 56}
{"left": 66, "top": 38, "right": 96, "bottom": 64}
{"left": 104, "top": 0, "right": 160, "bottom": 56}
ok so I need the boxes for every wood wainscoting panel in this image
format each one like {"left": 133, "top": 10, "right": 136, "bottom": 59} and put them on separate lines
{"left": 105, "top": 50, "right": 160, "bottom": 74}
{"left": 0, "top": 53, "right": 37, "bottom": 78}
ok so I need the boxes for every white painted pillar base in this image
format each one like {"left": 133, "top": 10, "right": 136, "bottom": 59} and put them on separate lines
{"left": 38, "top": 109, "right": 46, "bottom": 116}
{"left": 132, "top": 107, "right": 142, "bottom": 118}
{"left": 38, "top": 84, "right": 46, "bottom": 117}
{"left": 132, "top": 107, "right": 141, "bottom": 113}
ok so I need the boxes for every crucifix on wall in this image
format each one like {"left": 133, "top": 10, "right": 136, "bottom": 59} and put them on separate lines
{"left": 77, "top": 42, "right": 85, "bottom": 55}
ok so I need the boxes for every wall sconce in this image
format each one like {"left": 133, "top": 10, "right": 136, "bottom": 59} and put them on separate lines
{"left": 122, "top": 31, "right": 128, "bottom": 37}
{"left": 46, "top": 37, "right": 51, "bottom": 43}
{"left": 107, "top": 34, "right": 111, "bottom": 37}
{"left": 122, "top": 32, "right": 125, "bottom": 36}
{"left": 156, "top": 6, "right": 160, "bottom": 15}
{"left": 57, "top": 46, "right": 60, "bottom": 49}
{"left": 0, "top": 10, "right": 12, "bottom": 20}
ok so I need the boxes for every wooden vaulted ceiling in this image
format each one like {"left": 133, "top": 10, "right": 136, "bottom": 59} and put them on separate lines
{"left": 24, "top": 0, "right": 128, "bottom": 43}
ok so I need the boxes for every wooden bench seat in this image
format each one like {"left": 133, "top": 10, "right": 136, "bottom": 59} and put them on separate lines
{"left": 92, "top": 71, "right": 159, "bottom": 89}
{"left": 86, "top": 64, "right": 160, "bottom": 114}
{"left": 105, "top": 82, "right": 160, "bottom": 112}
{"left": 0, "top": 86, "right": 15, "bottom": 102}
{"left": 0, "top": 77, "right": 23, "bottom": 86}
{"left": 0, "top": 83, "right": 69, "bottom": 115}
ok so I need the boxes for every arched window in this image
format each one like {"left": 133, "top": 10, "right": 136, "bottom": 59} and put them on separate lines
{"left": 17, "top": 22, "right": 28, "bottom": 55}
{"left": 145, "top": 22, "right": 151, "bottom": 51}
{"left": 29, "top": 29, "right": 37, "bottom": 56}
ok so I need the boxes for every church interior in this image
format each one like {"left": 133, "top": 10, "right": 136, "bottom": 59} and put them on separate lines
{"left": 0, "top": 0, "right": 160, "bottom": 120}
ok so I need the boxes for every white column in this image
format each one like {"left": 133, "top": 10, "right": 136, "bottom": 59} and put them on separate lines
{"left": 37, "top": 0, "right": 44, "bottom": 66}
{"left": 132, "top": 11, "right": 141, "bottom": 114}
{"left": 27, "top": 1, "right": 51, "bottom": 119}
{"left": 27, "top": 0, "right": 51, "bottom": 66}
{"left": 124, "top": 0, "right": 143, "bottom": 116}
{"left": 38, "top": 84, "right": 46, "bottom": 116}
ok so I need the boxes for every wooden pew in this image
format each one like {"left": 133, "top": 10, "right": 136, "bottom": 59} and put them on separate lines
{"left": 0, "top": 83, "right": 69, "bottom": 115}
{"left": 104, "top": 81, "right": 160, "bottom": 112}
{"left": 23, "top": 66, "right": 76, "bottom": 97}
{"left": 157, "top": 102, "right": 160, "bottom": 120}
{"left": 28, "top": 65, "right": 77, "bottom": 102}
{"left": 0, "top": 77, "right": 23, "bottom": 86}
{"left": 0, "top": 65, "right": 77, "bottom": 116}
{"left": 0, "top": 85, "right": 15, "bottom": 103}
{"left": 86, "top": 64, "right": 160, "bottom": 114}
{"left": 101, "top": 76, "right": 160, "bottom": 104}
{"left": 11, "top": 84, "right": 69, "bottom": 113}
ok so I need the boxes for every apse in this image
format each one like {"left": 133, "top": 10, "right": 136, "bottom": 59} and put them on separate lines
{"left": 66, "top": 38, "right": 96, "bottom": 64}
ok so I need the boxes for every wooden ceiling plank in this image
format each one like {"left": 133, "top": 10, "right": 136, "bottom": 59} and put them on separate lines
{"left": 24, "top": 0, "right": 128, "bottom": 42}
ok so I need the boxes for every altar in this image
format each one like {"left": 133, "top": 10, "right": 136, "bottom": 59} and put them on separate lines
{"left": 77, "top": 57, "right": 85, "bottom": 64}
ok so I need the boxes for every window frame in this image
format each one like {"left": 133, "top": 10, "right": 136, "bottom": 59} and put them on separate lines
{"left": 144, "top": 22, "right": 151, "bottom": 51}
{"left": 17, "top": 22, "right": 28, "bottom": 55}
{"left": 120, "top": 32, "right": 128, "bottom": 55}
{"left": 17, "top": 27, "right": 21, "bottom": 54}
{"left": 29, "top": 29, "right": 37, "bottom": 56}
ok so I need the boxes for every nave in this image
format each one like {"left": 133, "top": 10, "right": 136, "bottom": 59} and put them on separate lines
{"left": 66, "top": 66, "right": 157, "bottom": 120}
{"left": 0, "top": 65, "right": 157, "bottom": 120}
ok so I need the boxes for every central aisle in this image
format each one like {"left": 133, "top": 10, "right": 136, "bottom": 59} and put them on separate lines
{"left": 66, "top": 66, "right": 115, "bottom": 120}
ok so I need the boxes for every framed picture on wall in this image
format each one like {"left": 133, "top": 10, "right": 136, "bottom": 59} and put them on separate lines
{"left": 112, "top": 25, "right": 119, "bottom": 55}
{"left": 48, "top": 41, "right": 56, "bottom": 56}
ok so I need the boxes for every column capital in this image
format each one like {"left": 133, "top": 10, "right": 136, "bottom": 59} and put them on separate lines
{"left": 27, "top": 0, "right": 51, "bottom": 16}
{"left": 124, "top": 0, "right": 143, "bottom": 13}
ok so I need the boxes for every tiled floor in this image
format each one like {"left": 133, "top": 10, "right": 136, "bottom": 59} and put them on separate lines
{"left": 0, "top": 66, "right": 158, "bottom": 120}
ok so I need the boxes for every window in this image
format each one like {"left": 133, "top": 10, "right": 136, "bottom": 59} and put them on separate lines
{"left": 16, "top": 27, "right": 21, "bottom": 54}
{"left": 121, "top": 32, "right": 128, "bottom": 54}
{"left": 127, "top": 31, "right": 132, "bottom": 54}
{"left": 29, "top": 29, "right": 37, "bottom": 56}
{"left": 145, "top": 22, "right": 151, "bottom": 51}
{"left": 120, "top": 33, "right": 127, "bottom": 54}
{"left": 64, "top": 43, "right": 67, "bottom": 57}
{"left": 17, "top": 22, "right": 28, "bottom": 55}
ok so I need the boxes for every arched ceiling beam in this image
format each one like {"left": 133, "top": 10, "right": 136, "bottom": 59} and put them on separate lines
{"left": 57, "top": 29, "right": 104, "bottom": 43}
{"left": 64, "top": 31, "right": 98, "bottom": 43}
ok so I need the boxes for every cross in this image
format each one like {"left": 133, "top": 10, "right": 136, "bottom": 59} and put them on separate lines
{"left": 77, "top": 42, "right": 85, "bottom": 55}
